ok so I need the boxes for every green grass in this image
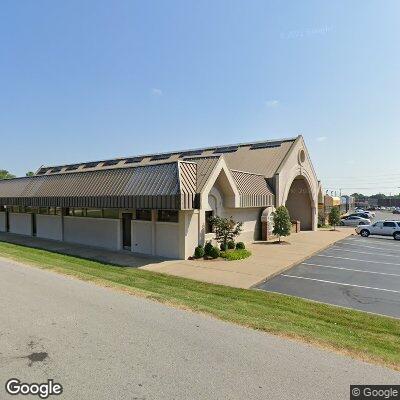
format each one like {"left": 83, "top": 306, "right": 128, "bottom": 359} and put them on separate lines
{"left": 0, "top": 240, "right": 399, "bottom": 370}
{"left": 220, "top": 249, "right": 252, "bottom": 260}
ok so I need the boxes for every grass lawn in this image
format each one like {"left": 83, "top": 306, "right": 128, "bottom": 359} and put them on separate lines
{"left": 0, "top": 240, "right": 399, "bottom": 370}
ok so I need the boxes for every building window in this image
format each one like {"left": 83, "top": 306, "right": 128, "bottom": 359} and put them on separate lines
{"left": 103, "top": 209, "right": 120, "bottom": 219}
{"left": 158, "top": 210, "right": 178, "bottom": 223}
{"left": 136, "top": 209, "right": 152, "bottom": 221}
{"left": 86, "top": 209, "right": 102, "bottom": 218}
{"left": 73, "top": 208, "right": 84, "bottom": 217}
{"left": 205, "top": 211, "right": 214, "bottom": 233}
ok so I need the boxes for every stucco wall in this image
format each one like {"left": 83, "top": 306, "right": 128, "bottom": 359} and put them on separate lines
{"left": 9, "top": 213, "right": 32, "bottom": 236}
{"left": 131, "top": 220, "right": 153, "bottom": 255}
{"left": 36, "top": 215, "right": 63, "bottom": 241}
{"left": 155, "top": 222, "right": 180, "bottom": 259}
{"left": 223, "top": 208, "right": 262, "bottom": 242}
{"left": 64, "top": 217, "right": 121, "bottom": 250}
{"left": 0, "top": 212, "right": 6, "bottom": 232}
{"left": 178, "top": 210, "right": 199, "bottom": 259}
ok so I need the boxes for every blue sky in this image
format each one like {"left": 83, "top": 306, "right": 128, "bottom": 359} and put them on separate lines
{"left": 1, "top": 0, "right": 399, "bottom": 195}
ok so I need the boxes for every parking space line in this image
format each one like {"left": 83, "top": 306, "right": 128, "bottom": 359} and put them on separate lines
{"left": 347, "top": 237, "right": 398, "bottom": 244}
{"left": 328, "top": 247, "right": 400, "bottom": 258}
{"left": 302, "top": 262, "right": 400, "bottom": 277}
{"left": 335, "top": 242, "right": 400, "bottom": 252}
{"left": 280, "top": 275, "right": 400, "bottom": 294}
{"left": 346, "top": 238, "right": 400, "bottom": 248}
{"left": 316, "top": 254, "right": 400, "bottom": 266}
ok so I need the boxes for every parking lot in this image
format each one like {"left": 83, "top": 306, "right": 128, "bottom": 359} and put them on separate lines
{"left": 258, "top": 227, "right": 400, "bottom": 318}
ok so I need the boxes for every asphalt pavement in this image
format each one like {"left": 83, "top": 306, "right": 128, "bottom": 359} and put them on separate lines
{"left": 0, "top": 258, "right": 398, "bottom": 400}
{"left": 258, "top": 210, "right": 400, "bottom": 318}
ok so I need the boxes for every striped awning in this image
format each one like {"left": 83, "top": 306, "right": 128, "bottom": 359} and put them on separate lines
{"left": 0, "top": 161, "right": 198, "bottom": 210}
{"left": 231, "top": 170, "right": 275, "bottom": 208}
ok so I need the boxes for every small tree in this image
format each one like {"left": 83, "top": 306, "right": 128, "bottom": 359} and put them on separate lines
{"left": 328, "top": 206, "right": 341, "bottom": 230}
{"left": 272, "top": 206, "right": 292, "bottom": 242}
{"left": 208, "top": 215, "right": 243, "bottom": 250}
{"left": 26, "top": 171, "right": 35, "bottom": 177}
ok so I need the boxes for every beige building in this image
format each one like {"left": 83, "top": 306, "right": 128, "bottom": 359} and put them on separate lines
{"left": 0, "top": 135, "right": 319, "bottom": 259}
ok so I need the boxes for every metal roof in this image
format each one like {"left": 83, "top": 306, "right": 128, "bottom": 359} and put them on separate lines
{"left": 231, "top": 170, "right": 275, "bottom": 208}
{"left": 35, "top": 136, "right": 297, "bottom": 178}
{"left": 0, "top": 161, "right": 197, "bottom": 210}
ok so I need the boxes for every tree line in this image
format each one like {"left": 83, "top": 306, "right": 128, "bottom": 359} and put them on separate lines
{"left": 0, "top": 170, "right": 34, "bottom": 180}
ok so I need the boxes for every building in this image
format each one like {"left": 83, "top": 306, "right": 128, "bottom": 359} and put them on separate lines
{"left": 0, "top": 135, "right": 319, "bottom": 259}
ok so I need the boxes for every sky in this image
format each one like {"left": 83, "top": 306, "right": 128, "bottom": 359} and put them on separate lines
{"left": 1, "top": 0, "right": 399, "bottom": 195}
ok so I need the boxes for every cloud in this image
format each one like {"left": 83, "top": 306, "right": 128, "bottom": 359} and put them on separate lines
{"left": 316, "top": 136, "right": 327, "bottom": 142}
{"left": 265, "top": 100, "right": 279, "bottom": 107}
{"left": 151, "top": 88, "right": 163, "bottom": 96}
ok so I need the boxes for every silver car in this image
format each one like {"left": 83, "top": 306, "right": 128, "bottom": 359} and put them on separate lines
{"left": 355, "top": 220, "right": 400, "bottom": 240}
{"left": 341, "top": 215, "right": 371, "bottom": 226}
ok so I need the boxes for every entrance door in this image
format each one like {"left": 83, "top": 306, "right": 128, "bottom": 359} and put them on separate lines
{"left": 122, "top": 213, "right": 133, "bottom": 249}
{"left": 32, "top": 213, "right": 37, "bottom": 236}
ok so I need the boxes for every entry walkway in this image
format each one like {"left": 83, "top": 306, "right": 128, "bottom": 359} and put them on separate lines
{"left": 0, "top": 232, "right": 165, "bottom": 268}
{"left": 143, "top": 228, "right": 354, "bottom": 288}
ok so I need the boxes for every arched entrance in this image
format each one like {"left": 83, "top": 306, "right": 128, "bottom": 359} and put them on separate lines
{"left": 285, "top": 176, "right": 313, "bottom": 230}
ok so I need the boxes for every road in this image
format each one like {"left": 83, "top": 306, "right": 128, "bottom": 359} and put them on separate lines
{"left": 0, "top": 259, "right": 398, "bottom": 399}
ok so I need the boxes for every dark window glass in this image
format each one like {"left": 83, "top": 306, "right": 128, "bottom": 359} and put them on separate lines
{"left": 86, "top": 209, "right": 102, "bottom": 218}
{"left": 150, "top": 154, "right": 171, "bottom": 161}
{"left": 65, "top": 165, "right": 79, "bottom": 171}
{"left": 158, "top": 210, "right": 178, "bottom": 223}
{"left": 50, "top": 167, "right": 62, "bottom": 173}
{"left": 103, "top": 209, "right": 120, "bottom": 219}
{"left": 83, "top": 162, "right": 99, "bottom": 169}
{"left": 125, "top": 157, "right": 144, "bottom": 164}
{"left": 205, "top": 211, "right": 213, "bottom": 233}
{"left": 73, "top": 208, "right": 84, "bottom": 217}
{"left": 383, "top": 222, "right": 396, "bottom": 227}
{"left": 136, "top": 209, "right": 152, "bottom": 221}
{"left": 103, "top": 160, "right": 120, "bottom": 166}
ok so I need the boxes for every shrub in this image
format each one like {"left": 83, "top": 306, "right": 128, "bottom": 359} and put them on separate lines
{"left": 227, "top": 240, "right": 235, "bottom": 249}
{"left": 209, "top": 246, "right": 220, "bottom": 259}
{"left": 235, "top": 242, "right": 245, "bottom": 250}
{"left": 220, "top": 243, "right": 228, "bottom": 251}
{"left": 221, "top": 249, "right": 251, "bottom": 261}
{"left": 194, "top": 245, "right": 205, "bottom": 259}
{"left": 204, "top": 241, "right": 214, "bottom": 256}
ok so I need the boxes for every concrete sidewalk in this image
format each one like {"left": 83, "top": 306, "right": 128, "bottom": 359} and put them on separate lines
{"left": 143, "top": 228, "right": 354, "bottom": 288}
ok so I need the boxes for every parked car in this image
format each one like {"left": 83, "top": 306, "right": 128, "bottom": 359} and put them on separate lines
{"left": 393, "top": 208, "right": 400, "bottom": 214}
{"left": 341, "top": 215, "right": 371, "bottom": 226}
{"left": 355, "top": 220, "right": 400, "bottom": 240}
{"left": 346, "top": 212, "right": 373, "bottom": 220}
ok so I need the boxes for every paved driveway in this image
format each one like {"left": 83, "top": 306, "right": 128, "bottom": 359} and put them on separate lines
{"left": 258, "top": 235, "right": 400, "bottom": 318}
{"left": 0, "top": 258, "right": 398, "bottom": 400}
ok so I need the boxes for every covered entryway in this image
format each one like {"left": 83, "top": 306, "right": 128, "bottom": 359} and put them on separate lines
{"left": 285, "top": 177, "right": 313, "bottom": 231}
